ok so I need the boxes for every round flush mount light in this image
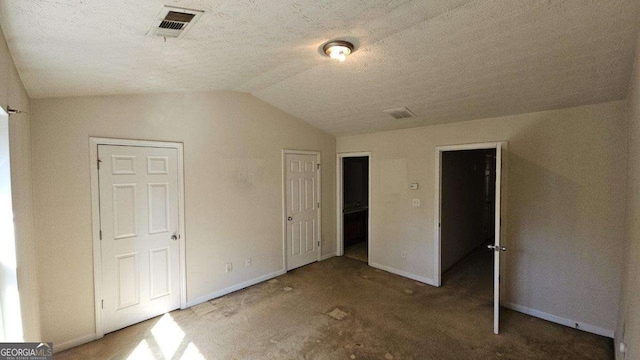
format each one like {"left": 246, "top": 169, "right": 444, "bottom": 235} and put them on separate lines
{"left": 323, "top": 40, "right": 354, "bottom": 62}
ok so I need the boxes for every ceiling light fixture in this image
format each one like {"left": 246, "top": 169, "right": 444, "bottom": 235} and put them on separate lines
{"left": 323, "top": 40, "right": 354, "bottom": 62}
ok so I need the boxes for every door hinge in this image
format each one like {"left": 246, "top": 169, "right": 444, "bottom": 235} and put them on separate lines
{"left": 317, "top": 240, "right": 320, "bottom": 246}
{"left": 317, "top": 163, "right": 321, "bottom": 169}
{"left": 99, "top": 230, "right": 102, "bottom": 240}
{"left": 101, "top": 300, "right": 104, "bottom": 309}
{"left": 317, "top": 202, "right": 320, "bottom": 208}
{"left": 97, "top": 158, "right": 102, "bottom": 170}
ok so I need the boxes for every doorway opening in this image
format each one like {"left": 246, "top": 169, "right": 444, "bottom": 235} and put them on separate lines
{"left": 435, "top": 142, "right": 505, "bottom": 334}
{"left": 440, "top": 148, "right": 496, "bottom": 317}
{"left": 338, "top": 153, "right": 370, "bottom": 263}
{"left": 441, "top": 149, "right": 496, "bottom": 284}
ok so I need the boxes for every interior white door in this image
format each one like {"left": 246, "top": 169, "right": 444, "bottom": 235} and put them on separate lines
{"left": 491, "top": 145, "right": 504, "bottom": 334}
{"left": 285, "top": 153, "right": 320, "bottom": 270}
{"left": 99, "top": 145, "right": 180, "bottom": 334}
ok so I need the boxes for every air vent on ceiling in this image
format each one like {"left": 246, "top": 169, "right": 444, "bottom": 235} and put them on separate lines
{"left": 383, "top": 107, "right": 417, "bottom": 120}
{"left": 147, "top": 6, "right": 203, "bottom": 39}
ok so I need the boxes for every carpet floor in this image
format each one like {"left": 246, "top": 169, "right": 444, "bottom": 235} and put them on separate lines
{"left": 56, "top": 249, "right": 613, "bottom": 359}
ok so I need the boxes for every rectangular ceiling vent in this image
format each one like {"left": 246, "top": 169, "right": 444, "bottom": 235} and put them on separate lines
{"left": 383, "top": 107, "right": 417, "bottom": 120}
{"left": 148, "top": 6, "right": 204, "bottom": 39}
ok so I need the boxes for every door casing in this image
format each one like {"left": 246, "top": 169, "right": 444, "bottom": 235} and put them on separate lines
{"left": 434, "top": 141, "right": 508, "bottom": 334}
{"left": 90, "top": 137, "right": 187, "bottom": 339}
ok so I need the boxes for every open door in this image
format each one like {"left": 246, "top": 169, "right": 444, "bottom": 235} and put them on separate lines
{"left": 436, "top": 141, "right": 507, "bottom": 335}
{"left": 487, "top": 144, "right": 505, "bottom": 334}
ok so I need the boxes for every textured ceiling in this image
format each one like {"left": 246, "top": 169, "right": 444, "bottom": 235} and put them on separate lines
{"left": 0, "top": 0, "right": 638, "bottom": 135}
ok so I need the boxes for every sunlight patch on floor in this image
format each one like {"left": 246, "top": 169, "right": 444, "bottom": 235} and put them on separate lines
{"left": 127, "top": 340, "right": 154, "bottom": 360}
{"left": 180, "top": 342, "right": 205, "bottom": 360}
{"left": 125, "top": 313, "right": 206, "bottom": 360}
{"left": 151, "top": 313, "right": 185, "bottom": 359}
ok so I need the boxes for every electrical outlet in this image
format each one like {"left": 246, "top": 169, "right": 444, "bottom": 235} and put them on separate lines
{"left": 401, "top": 251, "right": 407, "bottom": 259}
{"left": 246, "top": 258, "right": 252, "bottom": 267}
{"left": 225, "top": 263, "right": 232, "bottom": 273}
{"left": 412, "top": 199, "right": 420, "bottom": 207}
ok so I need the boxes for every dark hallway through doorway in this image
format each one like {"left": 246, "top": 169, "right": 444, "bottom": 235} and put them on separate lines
{"left": 441, "top": 149, "right": 496, "bottom": 285}
{"left": 343, "top": 156, "right": 369, "bottom": 263}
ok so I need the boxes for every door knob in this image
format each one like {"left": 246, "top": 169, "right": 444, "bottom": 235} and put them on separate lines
{"left": 171, "top": 234, "right": 178, "bottom": 241}
{"left": 487, "top": 244, "right": 506, "bottom": 252}
{"left": 287, "top": 217, "right": 293, "bottom": 221}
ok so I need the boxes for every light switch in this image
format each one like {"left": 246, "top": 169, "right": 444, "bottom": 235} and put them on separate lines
{"left": 410, "top": 183, "right": 419, "bottom": 190}
{"left": 412, "top": 199, "right": 420, "bottom": 207}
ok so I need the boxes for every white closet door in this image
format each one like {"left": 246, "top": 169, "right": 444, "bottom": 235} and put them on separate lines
{"left": 99, "top": 145, "right": 180, "bottom": 334}
{"left": 285, "top": 153, "right": 320, "bottom": 270}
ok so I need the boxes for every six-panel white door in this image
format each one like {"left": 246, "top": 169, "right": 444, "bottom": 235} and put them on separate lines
{"left": 98, "top": 145, "right": 180, "bottom": 334}
{"left": 285, "top": 153, "right": 320, "bottom": 270}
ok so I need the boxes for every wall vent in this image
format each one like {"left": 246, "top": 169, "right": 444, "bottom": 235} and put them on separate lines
{"left": 383, "top": 107, "right": 417, "bottom": 120}
{"left": 147, "top": 6, "right": 203, "bottom": 38}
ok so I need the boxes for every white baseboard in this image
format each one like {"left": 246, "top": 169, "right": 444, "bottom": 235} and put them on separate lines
{"left": 54, "top": 333, "right": 98, "bottom": 353}
{"left": 185, "top": 269, "right": 287, "bottom": 308}
{"left": 503, "top": 302, "right": 614, "bottom": 338}
{"left": 369, "top": 262, "right": 436, "bottom": 286}
{"left": 321, "top": 252, "right": 336, "bottom": 261}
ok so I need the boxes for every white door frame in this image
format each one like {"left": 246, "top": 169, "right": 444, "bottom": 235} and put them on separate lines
{"left": 282, "top": 150, "right": 322, "bottom": 270}
{"left": 336, "top": 152, "right": 371, "bottom": 263}
{"left": 434, "top": 141, "right": 508, "bottom": 332}
{"left": 90, "top": 137, "right": 187, "bottom": 339}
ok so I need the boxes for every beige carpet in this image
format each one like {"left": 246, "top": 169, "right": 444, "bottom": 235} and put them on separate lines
{"left": 56, "top": 250, "right": 613, "bottom": 359}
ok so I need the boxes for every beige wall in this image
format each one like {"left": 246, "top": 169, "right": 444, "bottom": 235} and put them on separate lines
{"left": 617, "top": 34, "right": 640, "bottom": 360}
{"left": 0, "top": 25, "right": 40, "bottom": 341}
{"left": 30, "top": 91, "right": 336, "bottom": 346}
{"left": 337, "top": 101, "right": 628, "bottom": 334}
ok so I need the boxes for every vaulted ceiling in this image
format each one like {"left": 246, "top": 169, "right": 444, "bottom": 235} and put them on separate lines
{"left": 0, "top": 0, "right": 638, "bottom": 135}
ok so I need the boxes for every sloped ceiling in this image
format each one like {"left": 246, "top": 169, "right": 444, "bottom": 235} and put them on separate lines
{"left": 0, "top": 0, "right": 638, "bottom": 135}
